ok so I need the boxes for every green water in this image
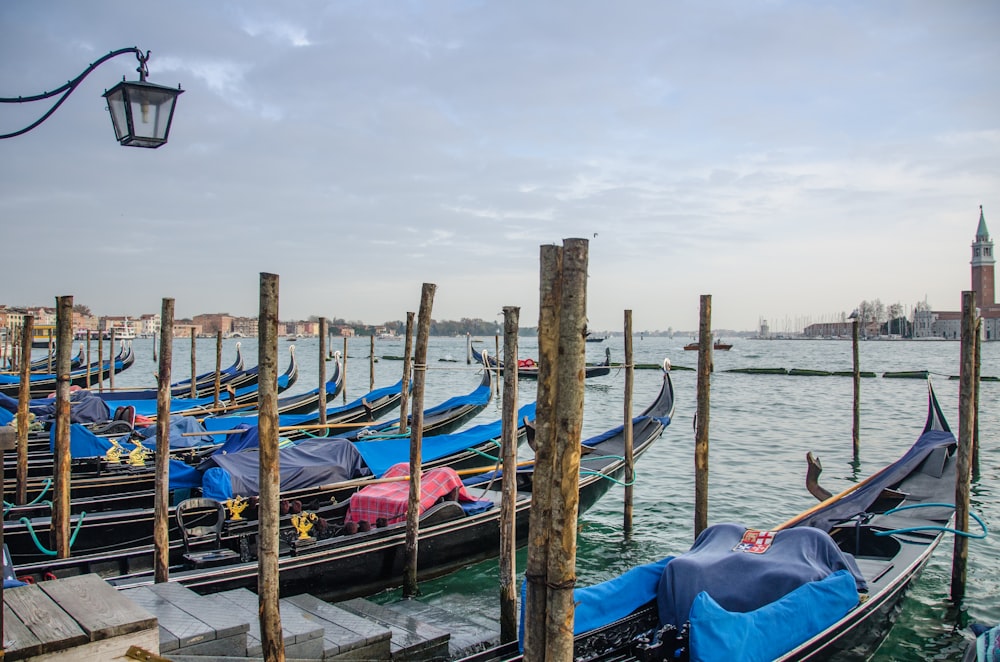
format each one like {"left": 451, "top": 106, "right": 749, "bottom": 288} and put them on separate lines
{"left": 110, "top": 334, "right": 998, "bottom": 659}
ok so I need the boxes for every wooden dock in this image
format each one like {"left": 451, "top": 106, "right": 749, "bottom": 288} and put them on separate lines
{"left": 3, "top": 573, "right": 500, "bottom": 660}
{"left": 120, "top": 581, "right": 499, "bottom": 661}
{"left": 2, "top": 573, "right": 158, "bottom": 660}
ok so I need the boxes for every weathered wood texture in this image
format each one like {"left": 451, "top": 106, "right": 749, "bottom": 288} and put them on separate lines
{"left": 154, "top": 298, "right": 175, "bottom": 584}
{"left": 499, "top": 305, "right": 520, "bottom": 643}
{"left": 257, "top": 272, "right": 284, "bottom": 661}
{"left": 694, "top": 294, "right": 712, "bottom": 540}
{"left": 404, "top": 283, "right": 436, "bottom": 598}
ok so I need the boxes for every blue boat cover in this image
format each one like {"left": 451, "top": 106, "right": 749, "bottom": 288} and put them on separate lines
{"left": 200, "top": 380, "right": 404, "bottom": 443}
{"left": 137, "top": 415, "right": 217, "bottom": 447}
{"left": 517, "top": 556, "right": 674, "bottom": 651}
{"left": 103, "top": 374, "right": 289, "bottom": 417}
{"left": 354, "top": 402, "right": 536, "bottom": 477}
{"left": 56, "top": 422, "right": 215, "bottom": 457}
{"left": 657, "top": 522, "right": 865, "bottom": 630}
{"left": 688, "top": 569, "right": 859, "bottom": 662}
{"left": 49, "top": 424, "right": 202, "bottom": 490}
{"left": 198, "top": 402, "right": 536, "bottom": 500}
{"left": 0, "top": 389, "right": 110, "bottom": 423}
{"left": 199, "top": 436, "right": 370, "bottom": 500}
{"left": 0, "top": 408, "right": 11, "bottom": 425}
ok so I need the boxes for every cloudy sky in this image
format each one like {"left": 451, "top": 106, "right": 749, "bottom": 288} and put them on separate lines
{"left": 2, "top": 2, "right": 998, "bottom": 332}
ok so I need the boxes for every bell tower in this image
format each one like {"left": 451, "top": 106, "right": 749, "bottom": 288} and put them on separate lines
{"left": 971, "top": 205, "right": 995, "bottom": 308}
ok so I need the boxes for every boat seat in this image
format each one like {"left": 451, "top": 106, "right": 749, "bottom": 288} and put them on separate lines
{"left": 176, "top": 498, "right": 241, "bottom": 569}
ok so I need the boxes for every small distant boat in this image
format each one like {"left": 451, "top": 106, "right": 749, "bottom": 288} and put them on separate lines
{"left": 585, "top": 335, "right": 606, "bottom": 343}
{"left": 685, "top": 340, "right": 733, "bottom": 351}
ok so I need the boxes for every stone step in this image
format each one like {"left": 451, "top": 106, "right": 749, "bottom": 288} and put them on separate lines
{"left": 212, "top": 588, "right": 325, "bottom": 659}
{"left": 120, "top": 582, "right": 249, "bottom": 657}
{"left": 380, "top": 597, "right": 500, "bottom": 659}
{"left": 336, "top": 597, "right": 450, "bottom": 661}
{"left": 283, "top": 593, "right": 391, "bottom": 660}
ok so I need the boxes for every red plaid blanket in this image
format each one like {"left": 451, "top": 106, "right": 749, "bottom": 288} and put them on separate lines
{"left": 345, "top": 462, "right": 478, "bottom": 525}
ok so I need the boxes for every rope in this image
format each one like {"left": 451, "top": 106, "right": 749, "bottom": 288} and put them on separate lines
{"left": 17, "top": 511, "right": 88, "bottom": 556}
{"left": 3, "top": 478, "right": 53, "bottom": 514}
{"left": 872, "top": 503, "right": 988, "bottom": 539}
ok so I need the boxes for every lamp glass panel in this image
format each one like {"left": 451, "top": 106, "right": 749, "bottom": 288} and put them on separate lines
{"left": 104, "top": 88, "right": 129, "bottom": 141}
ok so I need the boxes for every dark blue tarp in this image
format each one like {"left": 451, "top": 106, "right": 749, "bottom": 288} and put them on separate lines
{"left": 796, "top": 429, "right": 955, "bottom": 532}
{"left": 199, "top": 436, "right": 370, "bottom": 500}
{"left": 137, "top": 415, "right": 217, "bottom": 447}
{"left": 656, "top": 522, "right": 865, "bottom": 629}
{"left": 0, "top": 389, "right": 109, "bottom": 424}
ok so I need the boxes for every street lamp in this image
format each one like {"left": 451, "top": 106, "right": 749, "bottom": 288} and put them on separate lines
{"left": 1, "top": 47, "right": 182, "bottom": 148}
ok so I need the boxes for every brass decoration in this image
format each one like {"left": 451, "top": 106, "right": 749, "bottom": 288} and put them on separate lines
{"left": 106, "top": 438, "right": 125, "bottom": 464}
{"left": 292, "top": 511, "right": 318, "bottom": 540}
{"left": 226, "top": 496, "right": 249, "bottom": 521}
{"left": 127, "top": 439, "right": 149, "bottom": 467}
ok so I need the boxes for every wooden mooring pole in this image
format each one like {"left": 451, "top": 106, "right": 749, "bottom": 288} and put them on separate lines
{"left": 318, "top": 318, "right": 327, "bottom": 426}
{"left": 214, "top": 330, "right": 223, "bottom": 410}
{"left": 190, "top": 329, "right": 197, "bottom": 398}
{"left": 403, "top": 283, "right": 436, "bottom": 598}
{"left": 499, "top": 305, "right": 520, "bottom": 643}
{"left": 399, "top": 312, "right": 415, "bottom": 433}
{"left": 53, "top": 296, "right": 73, "bottom": 558}
{"left": 546, "top": 238, "right": 588, "bottom": 660}
{"left": 466, "top": 332, "right": 472, "bottom": 364}
{"left": 109, "top": 327, "right": 116, "bottom": 391}
{"left": 85, "top": 330, "right": 91, "bottom": 389}
{"left": 97, "top": 329, "right": 104, "bottom": 392}
{"left": 523, "top": 238, "right": 589, "bottom": 660}
{"left": 342, "top": 337, "right": 348, "bottom": 403}
{"left": 972, "top": 318, "right": 981, "bottom": 480}
{"left": 852, "top": 318, "right": 860, "bottom": 458}
{"left": 16, "top": 316, "right": 33, "bottom": 505}
{"left": 257, "top": 273, "right": 284, "bottom": 661}
{"left": 369, "top": 335, "right": 376, "bottom": 393}
{"left": 694, "top": 295, "right": 712, "bottom": 540}
{"left": 951, "top": 291, "right": 976, "bottom": 603}
{"left": 523, "top": 244, "right": 561, "bottom": 659}
{"left": 154, "top": 298, "right": 174, "bottom": 583}
{"left": 623, "top": 309, "right": 635, "bottom": 535}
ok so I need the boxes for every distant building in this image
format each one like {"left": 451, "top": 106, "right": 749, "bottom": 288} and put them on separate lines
{"left": 193, "top": 313, "right": 234, "bottom": 336}
{"left": 924, "top": 206, "right": 1000, "bottom": 340}
{"left": 231, "top": 317, "right": 258, "bottom": 337}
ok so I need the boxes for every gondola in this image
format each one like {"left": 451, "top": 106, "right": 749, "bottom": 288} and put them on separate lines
{"left": 462, "top": 380, "right": 960, "bottom": 662}
{"left": 0, "top": 343, "right": 136, "bottom": 397}
{"left": 14, "top": 360, "right": 673, "bottom": 603}
{"left": 97, "top": 343, "right": 248, "bottom": 401}
{"left": 3, "top": 366, "right": 497, "bottom": 554}
{"left": 2, "top": 353, "right": 341, "bottom": 480}
{"left": 91, "top": 345, "right": 299, "bottom": 419}
{"left": 472, "top": 346, "right": 613, "bottom": 379}
{"left": 7, "top": 399, "right": 537, "bottom": 568}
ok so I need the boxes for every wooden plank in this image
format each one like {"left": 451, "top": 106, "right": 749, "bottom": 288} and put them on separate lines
{"left": 2, "top": 603, "right": 44, "bottom": 659}
{"left": 39, "top": 573, "right": 156, "bottom": 641}
{"left": 3, "top": 583, "right": 88, "bottom": 654}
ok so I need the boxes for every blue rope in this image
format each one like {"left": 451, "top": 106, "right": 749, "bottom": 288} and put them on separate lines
{"left": 873, "top": 503, "right": 988, "bottom": 539}
{"left": 17, "top": 512, "right": 88, "bottom": 556}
